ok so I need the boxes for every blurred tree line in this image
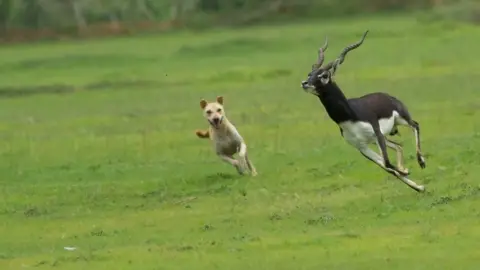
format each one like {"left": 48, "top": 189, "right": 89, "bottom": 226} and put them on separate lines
{"left": 0, "top": 0, "right": 477, "bottom": 41}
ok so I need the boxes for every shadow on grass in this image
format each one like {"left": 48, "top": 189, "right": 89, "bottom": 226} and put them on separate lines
{"left": 200, "top": 172, "right": 245, "bottom": 195}
{"left": 0, "top": 84, "right": 76, "bottom": 98}
{"left": 2, "top": 54, "right": 156, "bottom": 72}
{"left": 0, "top": 66, "right": 291, "bottom": 99}
{"left": 430, "top": 183, "right": 480, "bottom": 207}
{"left": 0, "top": 80, "right": 162, "bottom": 99}
{"left": 137, "top": 172, "right": 242, "bottom": 206}
{"left": 175, "top": 37, "right": 283, "bottom": 58}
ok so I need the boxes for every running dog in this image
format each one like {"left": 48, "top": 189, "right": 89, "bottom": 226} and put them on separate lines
{"left": 195, "top": 96, "right": 257, "bottom": 176}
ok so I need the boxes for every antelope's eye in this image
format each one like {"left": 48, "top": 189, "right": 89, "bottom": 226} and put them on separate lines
{"left": 206, "top": 110, "right": 212, "bottom": 115}
{"left": 216, "top": 108, "right": 222, "bottom": 112}
{"left": 321, "top": 73, "right": 329, "bottom": 79}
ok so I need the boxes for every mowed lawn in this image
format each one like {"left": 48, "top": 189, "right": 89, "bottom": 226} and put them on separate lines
{"left": 1, "top": 15, "right": 479, "bottom": 269}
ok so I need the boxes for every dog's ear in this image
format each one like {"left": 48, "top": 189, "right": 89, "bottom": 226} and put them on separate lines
{"left": 200, "top": 99, "right": 207, "bottom": 109}
{"left": 216, "top": 96, "right": 224, "bottom": 105}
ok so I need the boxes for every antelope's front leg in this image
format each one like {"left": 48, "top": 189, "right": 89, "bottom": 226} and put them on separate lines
{"left": 358, "top": 146, "right": 425, "bottom": 193}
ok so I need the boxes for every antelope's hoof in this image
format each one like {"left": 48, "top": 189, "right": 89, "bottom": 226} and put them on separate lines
{"left": 417, "top": 155, "right": 426, "bottom": 169}
{"left": 416, "top": 185, "right": 426, "bottom": 193}
{"left": 399, "top": 168, "right": 410, "bottom": 176}
{"left": 387, "top": 163, "right": 408, "bottom": 177}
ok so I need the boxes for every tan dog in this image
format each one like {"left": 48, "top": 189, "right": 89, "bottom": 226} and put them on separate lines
{"left": 195, "top": 96, "right": 257, "bottom": 176}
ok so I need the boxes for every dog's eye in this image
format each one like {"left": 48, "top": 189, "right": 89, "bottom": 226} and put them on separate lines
{"left": 216, "top": 108, "right": 222, "bottom": 112}
{"left": 206, "top": 110, "right": 212, "bottom": 114}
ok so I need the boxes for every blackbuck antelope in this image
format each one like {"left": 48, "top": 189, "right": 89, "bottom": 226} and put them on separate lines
{"left": 300, "top": 30, "right": 427, "bottom": 192}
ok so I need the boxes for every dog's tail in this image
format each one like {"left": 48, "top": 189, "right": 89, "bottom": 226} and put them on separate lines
{"left": 195, "top": 129, "right": 210, "bottom": 139}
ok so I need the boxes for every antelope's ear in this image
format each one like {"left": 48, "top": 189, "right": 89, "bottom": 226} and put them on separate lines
{"left": 200, "top": 99, "right": 207, "bottom": 109}
{"left": 216, "top": 96, "right": 224, "bottom": 105}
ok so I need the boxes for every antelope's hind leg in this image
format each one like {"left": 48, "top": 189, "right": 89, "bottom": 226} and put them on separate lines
{"left": 409, "top": 120, "right": 426, "bottom": 169}
{"left": 394, "top": 110, "right": 426, "bottom": 169}
{"left": 385, "top": 139, "right": 409, "bottom": 175}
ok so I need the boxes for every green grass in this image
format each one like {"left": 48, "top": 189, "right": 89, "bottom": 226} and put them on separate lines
{"left": 1, "top": 15, "right": 480, "bottom": 269}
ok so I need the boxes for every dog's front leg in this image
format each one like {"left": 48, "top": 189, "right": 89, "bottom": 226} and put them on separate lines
{"left": 218, "top": 154, "right": 244, "bottom": 175}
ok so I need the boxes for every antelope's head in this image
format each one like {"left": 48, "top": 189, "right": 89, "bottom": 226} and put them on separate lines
{"left": 301, "top": 30, "right": 369, "bottom": 95}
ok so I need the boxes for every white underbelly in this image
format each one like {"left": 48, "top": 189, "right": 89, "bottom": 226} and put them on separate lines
{"left": 378, "top": 113, "right": 397, "bottom": 135}
{"left": 339, "top": 111, "right": 398, "bottom": 147}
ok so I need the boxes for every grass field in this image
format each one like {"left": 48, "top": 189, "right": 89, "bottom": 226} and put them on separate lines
{"left": 1, "top": 14, "right": 480, "bottom": 269}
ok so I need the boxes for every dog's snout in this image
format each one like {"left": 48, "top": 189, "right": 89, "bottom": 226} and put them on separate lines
{"left": 212, "top": 118, "right": 220, "bottom": 124}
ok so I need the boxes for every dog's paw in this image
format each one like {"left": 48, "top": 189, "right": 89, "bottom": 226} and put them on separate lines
{"left": 233, "top": 160, "right": 247, "bottom": 175}
{"left": 195, "top": 129, "right": 209, "bottom": 138}
{"left": 235, "top": 166, "right": 245, "bottom": 175}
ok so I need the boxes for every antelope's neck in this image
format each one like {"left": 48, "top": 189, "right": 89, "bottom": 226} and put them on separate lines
{"left": 317, "top": 82, "right": 358, "bottom": 124}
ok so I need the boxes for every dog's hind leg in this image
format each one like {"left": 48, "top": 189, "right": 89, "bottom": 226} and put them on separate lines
{"left": 245, "top": 153, "right": 257, "bottom": 176}
{"left": 237, "top": 143, "right": 250, "bottom": 174}
{"left": 195, "top": 129, "right": 210, "bottom": 139}
{"left": 238, "top": 143, "right": 257, "bottom": 176}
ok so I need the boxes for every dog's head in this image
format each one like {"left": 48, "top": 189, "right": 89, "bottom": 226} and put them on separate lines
{"left": 199, "top": 96, "right": 226, "bottom": 128}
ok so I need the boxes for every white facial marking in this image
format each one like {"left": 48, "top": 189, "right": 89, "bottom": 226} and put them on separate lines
{"left": 318, "top": 71, "right": 330, "bottom": 85}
